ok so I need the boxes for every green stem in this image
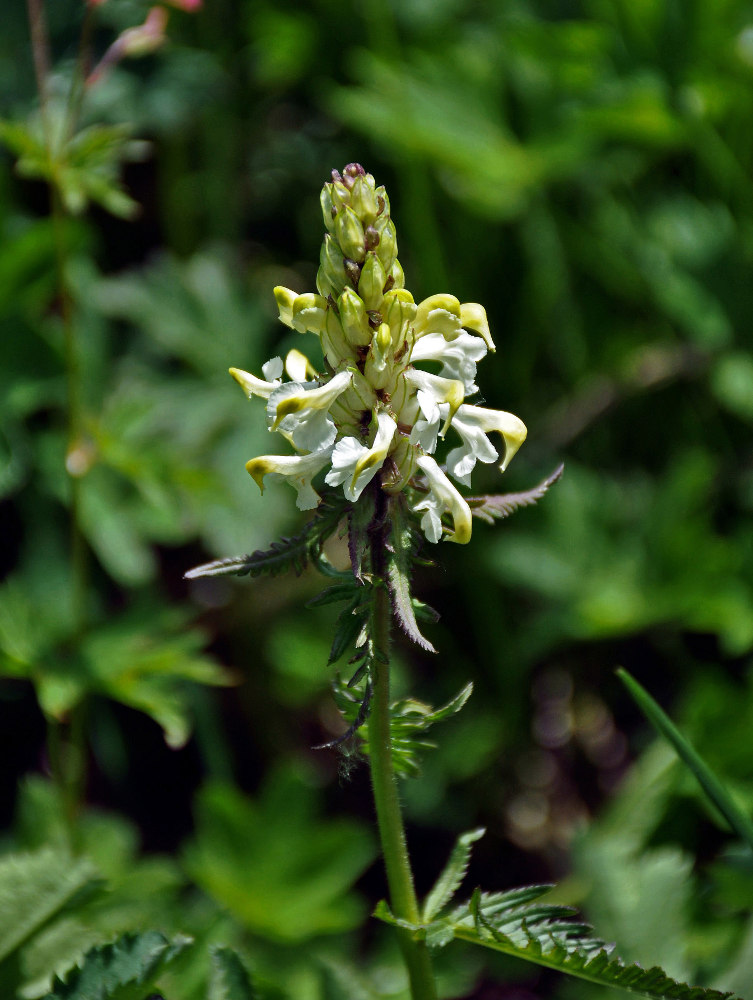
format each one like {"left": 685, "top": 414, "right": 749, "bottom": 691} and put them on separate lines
{"left": 368, "top": 518, "right": 438, "bottom": 1000}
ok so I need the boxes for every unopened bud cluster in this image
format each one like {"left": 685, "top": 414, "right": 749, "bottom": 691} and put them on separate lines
{"left": 230, "top": 164, "right": 526, "bottom": 544}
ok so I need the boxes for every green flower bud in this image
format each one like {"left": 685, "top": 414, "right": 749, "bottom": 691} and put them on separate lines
{"left": 358, "top": 252, "right": 387, "bottom": 312}
{"left": 382, "top": 288, "right": 417, "bottom": 350}
{"left": 330, "top": 179, "right": 352, "bottom": 212}
{"left": 350, "top": 174, "right": 379, "bottom": 225}
{"left": 364, "top": 322, "right": 393, "bottom": 389}
{"left": 322, "top": 308, "right": 356, "bottom": 366}
{"left": 374, "top": 216, "right": 397, "bottom": 272}
{"left": 375, "top": 186, "right": 390, "bottom": 218}
{"left": 320, "top": 184, "right": 337, "bottom": 233}
{"left": 335, "top": 205, "right": 366, "bottom": 262}
{"left": 338, "top": 287, "right": 372, "bottom": 346}
{"left": 387, "top": 258, "right": 404, "bottom": 291}
{"left": 318, "top": 233, "right": 346, "bottom": 299}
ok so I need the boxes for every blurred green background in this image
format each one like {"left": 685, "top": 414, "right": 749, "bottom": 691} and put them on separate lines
{"left": 2, "top": 0, "right": 753, "bottom": 997}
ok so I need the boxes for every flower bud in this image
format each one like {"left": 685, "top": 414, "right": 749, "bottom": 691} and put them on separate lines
{"left": 374, "top": 216, "right": 397, "bottom": 272}
{"left": 358, "top": 252, "right": 387, "bottom": 312}
{"left": 364, "top": 322, "right": 393, "bottom": 389}
{"left": 318, "top": 233, "right": 346, "bottom": 299}
{"left": 338, "top": 287, "right": 372, "bottom": 346}
{"left": 387, "top": 258, "right": 405, "bottom": 291}
{"left": 322, "top": 309, "right": 355, "bottom": 367}
{"left": 335, "top": 205, "right": 366, "bottom": 262}
{"left": 382, "top": 288, "right": 417, "bottom": 350}
{"left": 381, "top": 435, "right": 417, "bottom": 494}
{"left": 350, "top": 174, "right": 379, "bottom": 225}
{"left": 320, "top": 184, "right": 337, "bottom": 233}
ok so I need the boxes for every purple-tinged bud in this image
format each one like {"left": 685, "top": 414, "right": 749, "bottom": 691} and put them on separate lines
{"left": 364, "top": 225, "right": 380, "bottom": 252}
{"left": 343, "top": 258, "right": 362, "bottom": 288}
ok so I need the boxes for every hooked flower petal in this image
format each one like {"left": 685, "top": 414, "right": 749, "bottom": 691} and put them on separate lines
{"left": 246, "top": 447, "right": 334, "bottom": 511}
{"left": 414, "top": 455, "right": 473, "bottom": 544}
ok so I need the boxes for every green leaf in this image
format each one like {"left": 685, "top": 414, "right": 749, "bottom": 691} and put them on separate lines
{"left": 185, "top": 498, "right": 345, "bottom": 580}
{"left": 422, "top": 827, "right": 485, "bottom": 922}
{"left": 386, "top": 495, "right": 436, "bottom": 652}
{"left": 0, "top": 848, "right": 101, "bottom": 968}
{"left": 334, "top": 681, "right": 473, "bottom": 776}
{"left": 617, "top": 669, "right": 753, "bottom": 854}
{"left": 43, "top": 931, "right": 192, "bottom": 1000}
{"left": 208, "top": 946, "right": 256, "bottom": 1000}
{"left": 375, "top": 884, "right": 739, "bottom": 1000}
{"left": 184, "top": 769, "right": 375, "bottom": 942}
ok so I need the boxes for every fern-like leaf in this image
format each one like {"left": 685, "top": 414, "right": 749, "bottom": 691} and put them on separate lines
{"left": 43, "top": 931, "right": 192, "bottom": 1000}
{"left": 468, "top": 463, "right": 564, "bottom": 524}
{"left": 184, "top": 498, "right": 345, "bottom": 580}
{"left": 208, "top": 946, "right": 256, "bottom": 1000}
{"left": 422, "top": 827, "right": 485, "bottom": 922}
{"left": 375, "top": 883, "right": 739, "bottom": 1000}
{"left": 331, "top": 681, "right": 473, "bottom": 776}
{"left": 386, "top": 496, "right": 436, "bottom": 653}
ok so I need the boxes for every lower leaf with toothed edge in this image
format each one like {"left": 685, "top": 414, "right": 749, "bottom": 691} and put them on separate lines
{"left": 374, "top": 883, "right": 738, "bottom": 1000}
{"left": 386, "top": 494, "right": 436, "bottom": 653}
{"left": 467, "top": 463, "right": 564, "bottom": 524}
{"left": 184, "top": 495, "right": 346, "bottom": 580}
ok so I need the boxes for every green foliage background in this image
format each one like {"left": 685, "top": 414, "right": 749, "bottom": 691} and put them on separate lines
{"left": 1, "top": 0, "right": 753, "bottom": 997}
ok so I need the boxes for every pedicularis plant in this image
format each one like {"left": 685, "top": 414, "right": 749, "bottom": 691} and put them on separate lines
{"left": 187, "top": 164, "right": 735, "bottom": 1000}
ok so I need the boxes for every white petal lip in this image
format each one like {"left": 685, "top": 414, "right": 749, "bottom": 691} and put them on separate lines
{"left": 265, "top": 370, "right": 354, "bottom": 452}
{"left": 409, "top": 331, "right": 487, "bottom": 394}
{"left": 450, "top": 403, "right": 527, "bottom": 473}
{"left": 414, "top": 455, "right": 473, "bottom": 544}
{"left": 229, "top": 365, "right": 282, "bottom": 400}
{"left": 245, "top": 447, "right": 333, "bottom": 510}
{"left": 404, "top": 369, "right": 465, "bottom": 437}
{"left": 325, "top": 411, "right": 397, "bottom": 501}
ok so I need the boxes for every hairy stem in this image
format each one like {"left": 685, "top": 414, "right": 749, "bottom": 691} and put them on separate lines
{"left": 367, "top": 510, "right": 438, "bottom": 1000}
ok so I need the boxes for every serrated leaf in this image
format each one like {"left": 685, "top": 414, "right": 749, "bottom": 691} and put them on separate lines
{"left": 617, "top": 669, "right": 753, "bottom": 854}
{"left": 376, "top": 882, "right": 739, "bottom": 1000}
{"left": 306, "top": 582, "right": 360, "bottom": 608}
{"left": 208, "top": 946, "right": 256, "bottom": 1000}
{"left": 386, "top": 496, "right": 436, "bottom": 652}
{"left": 422, "top": 827, "right": 485, "bottom": 921}
{"left": 185, "top": 500, "right": 345, "bottom": 580}
{"left": 43, "top": 931, "right": 192, "bottom": 1000}
{"left": 333, "top": 681, "right": 473, "bottom": 776}
{"left": 328, "top": 597, "right": 369, "bottom": 665}
{"left": 0, "top": 848, "right": 101, "bottom": 967}
{"left": 468, "top": 463, "right": 564, "bottom": 523}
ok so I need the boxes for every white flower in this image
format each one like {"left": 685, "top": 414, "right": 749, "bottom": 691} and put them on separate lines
{"left": 445, "top": 403, "right": 528, "bottom": 487}
{"left": 408, "top": 389, "right": 442, "bottom": 453}
{"left": 246, "top": 446, "right": 334, "bottom": 510}
{"left": 413, "top": 455, "right": 473, "bottom": 544}
{"left": 229, "top": 358, "right": 283, "bottom": 400}
{"left": 403, "top": 370, "right": 465, "bottom": 439}
{"left": 410, "top": 331, "right": 488, "bottom": 394}
{"left": 284, "top": 349, "right": 317, "bottom": 382}
{"left": 325, "top": 411, "right": 397, "bottom": 501}
{"left": 267, "top": 370, "right": 353, "bottom": 452}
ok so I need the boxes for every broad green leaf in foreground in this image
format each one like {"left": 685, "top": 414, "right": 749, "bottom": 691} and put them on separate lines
{"left": 0, "top": 848, "right": 101, "bottom": 967}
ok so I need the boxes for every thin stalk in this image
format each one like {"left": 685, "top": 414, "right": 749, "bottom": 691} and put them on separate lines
{"left": 26, "top": 0, "right": 90, "bottom": 841}
{"left": 367, "top": 517, "right": 438, "bottom": 1000}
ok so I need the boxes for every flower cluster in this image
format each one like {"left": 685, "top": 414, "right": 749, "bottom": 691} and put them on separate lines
{"left": 231, "top": 164, "right": 526, "bottom": 544}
